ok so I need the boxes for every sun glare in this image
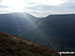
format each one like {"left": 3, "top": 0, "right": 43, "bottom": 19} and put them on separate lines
{"left": 2, "top": 0, "right": 25, "bottom": 12}
{"left": 1, "top": 0, "right": 66, "bottom": 13}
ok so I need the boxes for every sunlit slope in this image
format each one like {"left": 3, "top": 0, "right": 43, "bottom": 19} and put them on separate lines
{"left": 0, "top": 32, "right": 59, "bottom": 56}
{"left": 0, "top": 13, "right": 40, "bottom": 35}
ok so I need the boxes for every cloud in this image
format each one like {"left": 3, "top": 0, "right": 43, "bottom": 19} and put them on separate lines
{"left": 0, "top": 5, "right": 13, "bottom": 13}
{"left": 0, "top": 0, "right": 75, "bottom": 17}
{"left": 0, "top": 5, "right": 8, "bottom": 8}
{"left": 25, "top": 0, "right": 75, "bottom": 17}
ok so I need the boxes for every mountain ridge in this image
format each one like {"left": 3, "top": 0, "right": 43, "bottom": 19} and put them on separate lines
{"left": 21, "top": 14, "right": 75, "bottom": 51}
{"left": 0, "top": 13, "right": 75, "bottom": 51}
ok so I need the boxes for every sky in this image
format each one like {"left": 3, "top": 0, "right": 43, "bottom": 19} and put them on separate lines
{"left": 0, "top": 0, "right": 75, "bottom": 17}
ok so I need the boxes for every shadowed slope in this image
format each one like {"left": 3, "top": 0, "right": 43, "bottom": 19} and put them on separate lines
{"left": 22, "top": 14, "right": 75, "bottom": 51}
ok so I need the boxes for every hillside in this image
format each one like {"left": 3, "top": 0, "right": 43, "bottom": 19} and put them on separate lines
{"left": 0, "top": 32, "right": 59, "bottom": 56}
{"left": 0, "top": 13, "right": 40, "bottom": 35}
{"left": 0, "top": 13, "right": 75, "bottom": 51}
{"left": 22, "top": 14, "right": 75, "bottom": 51}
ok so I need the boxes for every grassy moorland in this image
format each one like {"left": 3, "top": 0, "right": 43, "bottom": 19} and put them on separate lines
{"left": 0, "top": 32, "right": 59, "bottom": 56}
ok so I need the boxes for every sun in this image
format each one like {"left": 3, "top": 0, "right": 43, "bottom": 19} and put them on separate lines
{"left": 2, "top": 0, "right": 25, "bottom": 12}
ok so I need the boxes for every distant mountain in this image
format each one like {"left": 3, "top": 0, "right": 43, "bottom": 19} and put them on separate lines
{"left": 0, "top": 13, "right": 75, "bottom": 51}
{"left": 22, "top": 14, "right": 75, "bottom": 51}
{"left": 0, "top": 32, "right": 59, "bottom": 56}
{"left": 0, "top": 13, "right": 40, "bottom": 35}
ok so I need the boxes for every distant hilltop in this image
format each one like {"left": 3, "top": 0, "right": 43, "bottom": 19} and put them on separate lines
{"left": 46, "top": 14, "right": 75, "bottom": 18}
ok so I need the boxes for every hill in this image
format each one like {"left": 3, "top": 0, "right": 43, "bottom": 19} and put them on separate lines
{"left": 0, "top": 13, "right": 40, "bottom": 35}
{"left": 22, "top": 14, "right": 75, "bottom": 51}
{"left": 0, "top": 13, "right": 75, "bottom": 51}
{"left": 0, "top": 32, "right": 59, "bottom": 56}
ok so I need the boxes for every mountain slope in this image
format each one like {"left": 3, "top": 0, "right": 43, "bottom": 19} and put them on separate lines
{"left": 0, "top": 13, "right": 40, "bottom": 35}
{"left": 0, "top": 32, "right": 59, "bottom": 56}
{"left": 22, "top": 14, "right": 75, "bottom": 51}
{"left": 0, "top": 13, "right": 75, "bottom": 51}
